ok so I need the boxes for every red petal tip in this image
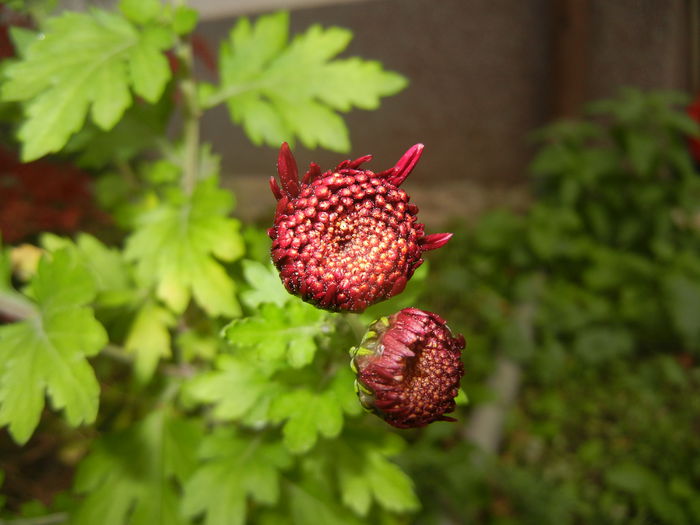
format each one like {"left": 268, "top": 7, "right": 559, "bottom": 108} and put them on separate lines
{"left": 269, "top": 176, "right": 282, "bottom": 200}
{"left": 388, "top": 143, "right": 424, "bottom": 186}
{"left": 348, "top": 154, "right": 373, "bottom": 169}
{"left": 302, "top": 162, "right": 322, "bottom": 184}
{"left": 277, "top": 142, "right": 300, "bottom": 198}
{"left": 420, "top": 232, "right": 453, "bottom": 251}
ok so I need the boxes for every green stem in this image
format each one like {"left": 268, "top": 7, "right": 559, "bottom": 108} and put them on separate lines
{"left": 176, "top": 37, "right": 201, "bottom": 196}
{"left": 0, "top": 513, "right": 68, "bottom": 525}
{"left": 202, "top": 82, "right": 260, "bottom": 109}
{"left": 0, "top": 291, "right": 38, "bottom": 320}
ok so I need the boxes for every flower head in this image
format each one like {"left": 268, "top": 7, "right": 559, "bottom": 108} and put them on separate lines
{"left": 350, "top": 308, "right": 465, "bottom": 429}
{"left": 268, "top": 143, "right": 452, "bottom": 312}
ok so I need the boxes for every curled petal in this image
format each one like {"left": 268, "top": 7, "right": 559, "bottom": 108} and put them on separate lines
{"left": 347, "top": 154, "right": 373, "bottom": 169}
{"left": 350, "top": 308, "right": 466, "bottom": 429}
{"left": 420, "top": 232, "right": 453, "bottom": 251}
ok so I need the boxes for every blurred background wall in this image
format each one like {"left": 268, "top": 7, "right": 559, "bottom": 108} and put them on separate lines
{"left": 182, "top": 0, "right": 695, "bottom": 221}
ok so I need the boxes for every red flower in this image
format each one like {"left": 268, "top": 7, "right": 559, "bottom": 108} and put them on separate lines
{"left": 268, "top": 143, "right": 452, "bottom": 312}
{"left": 351, "top": 308, "right": 465, "bottom": 429}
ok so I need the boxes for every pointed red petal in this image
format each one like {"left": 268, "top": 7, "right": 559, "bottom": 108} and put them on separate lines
{"left": 302, "top": 162, "right": 322, "bottom": 184}
{"left": 277, "top": 142, "right": 300, "bottom": 197}
{"left": 347, "top": 154, "right": 373, "bottom": 169}
{"left": 420, "top": 232, "right": 453, "bottom": 251}
{"left": 387, "top": 143, "right": 424, "bottom": 186}
{"left": 269, "top": 176, "right": 282, "bottom": 200}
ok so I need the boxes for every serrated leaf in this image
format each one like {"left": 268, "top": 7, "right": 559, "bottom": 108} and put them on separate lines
{"left": 125, "top": 178, "right": 244, "bottom": 317}
{"left": 182, "top": 428, "right": 292, "bottom": 525}
{"left": 336, "top": 439, "right": 419, "bottom": 517}
{"left": 0, "top": 250, "right": 106, "bottom": 444}
{"left": 1, "top": 10, "right": 173, "bottom": 160}
{"left": 365, "top": 452, "right": 419, "bottom": 512}
{"left": 270, "top": 388, "right": 343, "bottom": 453}
{"left": 128, "top": 27, "right": 172, "bottom": 101}
{"left": 119, "top": 0, "right": 161, "bottom": 24}
{"left": 173, "top": 6, "right": 198, "bottom": 35}
{"left": 223, "top": 301, "right": 329, "bottom": 367}
{"left": 125, "top": 301, "right": 175, "bottom": 383}
{"left": 40, "top": 233, "right": 133, "bottom": 308}
{"left": 287, "top": 480, "right": 363, "bottom": 525}
{"left": 240, "top": 259, "right": 290, "bottom": 308}
{"left": 185, "top": 355, "right": 275, "bottom": 421}
{"left": 208, "top": 11, "right": 407, "bottom": 152}
{"left": 72, "top": 411, "right": 202, "bottom": 525}
{"left": 64, "top": 97, "right": 172, "bottom": 169}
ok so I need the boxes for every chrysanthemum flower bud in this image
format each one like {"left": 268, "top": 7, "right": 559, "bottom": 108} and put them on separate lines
{"left": 268, "top": 143, "right": 452, "bottom": 312}
{"left": 350, "top": 308, "right": 465, "bottom": 429}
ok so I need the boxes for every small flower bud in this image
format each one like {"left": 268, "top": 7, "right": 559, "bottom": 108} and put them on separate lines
{"left": 350, "top": 308, "right": 465, "bottom": 429}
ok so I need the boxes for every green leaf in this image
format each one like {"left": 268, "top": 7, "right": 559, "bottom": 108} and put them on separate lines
{"left": 182, "top": 428, "right": 292, "bottom": 525}
{"left": 208, "top": 11, "right": 407, "bottom": 152}
{"left": 173, "top": 6, "right": 199, "bottom": 35}
{"left": 269, "top": 388, "right": 344, "bottom": 453}
{"left": 41, "top": 233, "right": 133, "bottom": 307}
{"left": 287, "top": 479, "right": 363, "bottom": 525}
{"left": 64, "top": 97, "right": 172, "bottom": 169}
{"left": 185, "top": 355, "right": 277, "bottom": 421}
{"left": 0, "top": 250, "right": 107, "bottom": 444}
{"left": 8, "top": 27, "right": 36, "bottom": 57}
{"left": 125, "top": 301, "right": 175, "bottom": 383}
{"left": 72, "top": 411, "right": 202, "bottom": 525}
{"left": 664, "top": 274, "right": 700, "bottom": 350}
{"left": 335, "top": 438, "right": 419, "bottom": 516}
{"left": 1, "top": 10, "right": 173, "bottom": 160}
{"left": 223, "top": 301, "right": 329, "bottom": 367}
{"left": 240, "top": 259, "right": 291, "bottom": 309}
{"left": 0, "top": 242, "right": 13, "bottom": 291}
{"left": 119, "top": 0, "right": 162, "bottom": 24}
{"left": 125, "top": 178, "right": 244, "bottom": 317}
{"left": 129, "top": 26, "right": 172, "bottom": 102}
{"left": 573, "top": 326, "right": 634, "bottom": 363}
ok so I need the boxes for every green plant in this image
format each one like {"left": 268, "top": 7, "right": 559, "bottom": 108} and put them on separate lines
{"left": 410, "top": 88, "right": 700, "bottom": 523}
{"left": 0, "top": 2, "right": 458, "bottom": 523}
{"left": 428, "top": 88, "right": 700, "bottom": 368}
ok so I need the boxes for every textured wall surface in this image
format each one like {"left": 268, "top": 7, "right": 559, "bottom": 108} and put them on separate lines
{"left": 587, "top": 0, "right": 688, "bottom": 100}
{"left": 200, "top": 0, "right": 552, "bottom": 185}
{"left": 196, "top": 0, "right": 690, "bottom": 220}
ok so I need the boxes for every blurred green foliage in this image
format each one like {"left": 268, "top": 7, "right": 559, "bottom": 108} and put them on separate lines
{"left": 1, "top": 0, "right": 699, "bottom": 520}
{"left": 409, "top": 88, "right": 700, "bottom": 524}
{"left": 0, "top": 4, "right": 417, "bottom": 524}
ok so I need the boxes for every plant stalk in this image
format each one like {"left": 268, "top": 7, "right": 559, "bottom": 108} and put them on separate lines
{"left": 0, "top": 291, "right": 37, "bottom": 320}
{"left": 177, "top": 37, "right": 201, "bottom": 196}
{"left": 0, "top": 513, "right": 68, "bottom": 525}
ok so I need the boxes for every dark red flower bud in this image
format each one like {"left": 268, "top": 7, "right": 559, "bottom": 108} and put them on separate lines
{"left": 268, "top": 143, "right": 452, "bottom": 312}
{"left": 350, "top": 308, "right": 465, "bottom": 429}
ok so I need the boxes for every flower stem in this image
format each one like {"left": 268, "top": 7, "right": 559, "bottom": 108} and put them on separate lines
{"left": 0, "top": 513, "right": 68, "bottom": 525}
{"left": 0, "top": 291, "right": 37, "bottom": 320}
{"left": 176, "top": 37, "right": 201, "bottom": 196}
